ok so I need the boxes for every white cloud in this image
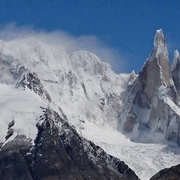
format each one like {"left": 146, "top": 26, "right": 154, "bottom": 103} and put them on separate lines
{"left": 0, "top": 24, "right": 128, "bottom": 73}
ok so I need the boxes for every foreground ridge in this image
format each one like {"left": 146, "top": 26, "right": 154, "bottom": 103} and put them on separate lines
{"left": 0, "top": 108, "right": 139, "bottom": 180}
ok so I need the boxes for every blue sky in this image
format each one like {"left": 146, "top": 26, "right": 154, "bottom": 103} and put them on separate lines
{"left": 0, "top": 0, "right": 180, "bottom": 73}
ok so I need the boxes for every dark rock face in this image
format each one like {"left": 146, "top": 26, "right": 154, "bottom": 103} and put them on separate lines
{"left": 0, "top": 108, "right": 139, "bottom": 180}
{"left": 0, "top": 135, "right": 33, "bottom": 180}
{"left": 150, "top": 164, "right": 180, "bottom": 180}
{"left": 135, "top": 56, "right": 176, "bottom": 108}
{"left": 134, "top": 29, "right": 177, "bottom": 109}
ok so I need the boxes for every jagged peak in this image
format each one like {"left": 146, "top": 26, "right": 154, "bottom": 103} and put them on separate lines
{"left": 172, "top": 50, "right": 180, "bottom": 70}
{"left": 153, "top": 29, "right": 168, "bottom": 58}
{"left": 153, "top": 29, "right": 165, "bottom": 47}
{"left": 147, "top": 29, "right": 168, "bottom": 62}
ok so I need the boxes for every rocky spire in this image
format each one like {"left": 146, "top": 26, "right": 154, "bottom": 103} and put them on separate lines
{"left": 154, "top": 29, "right": 165, "bottom": 47}
{"left": 148, "top": 29, "right": 168, "bottom": 62}
{"left": 136, "top": 29, "right": 174, "bottom": 107}
{"left": 119, "top": 29, "right": 179, "bottom": 144}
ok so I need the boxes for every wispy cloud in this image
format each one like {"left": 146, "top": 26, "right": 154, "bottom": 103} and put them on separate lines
{"left": 0, "top": 23, "right": 128, "bottom": 73}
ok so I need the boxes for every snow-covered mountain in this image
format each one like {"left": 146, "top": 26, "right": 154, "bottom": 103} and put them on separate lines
{"left": 0, "top": 29, "right": 180, "bottom": 180}
{"left": 0, "top": 37, "right": 129, "bottom": 129}
{"left": 0, "top": 36, "right": 139, "bottom": 180}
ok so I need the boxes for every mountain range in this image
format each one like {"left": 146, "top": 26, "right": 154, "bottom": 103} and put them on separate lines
{"left": 0, "top": 29, "right": 180, "bottom": 180}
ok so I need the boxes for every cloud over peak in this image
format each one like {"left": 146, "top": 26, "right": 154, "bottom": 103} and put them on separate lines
{"left": 0, "top": 24, "right": 128, "bottom": 73}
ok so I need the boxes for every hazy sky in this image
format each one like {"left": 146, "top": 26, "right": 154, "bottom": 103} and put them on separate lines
{"left": 0, "top": 0, "right": 180, "bottom": 73}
